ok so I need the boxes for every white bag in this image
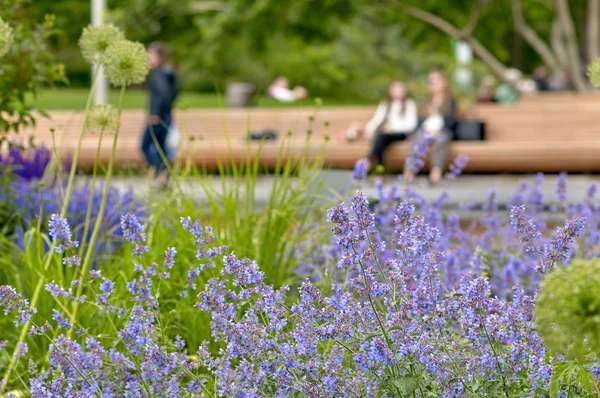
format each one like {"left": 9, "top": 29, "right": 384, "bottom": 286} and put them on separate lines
{"left": 166, "top": 122, "right": 180, "bottom": 159}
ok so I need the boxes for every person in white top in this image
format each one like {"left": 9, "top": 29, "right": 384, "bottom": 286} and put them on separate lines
{"left": 268, "top": 76, "right": 308, "bottom": 102}
{"left": 366, "top": 80, "right": 418, "bottom": 167}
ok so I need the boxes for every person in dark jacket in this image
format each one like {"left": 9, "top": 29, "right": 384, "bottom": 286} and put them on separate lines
{"left": 141, "top": 42, "right": 178, "bottom": 182}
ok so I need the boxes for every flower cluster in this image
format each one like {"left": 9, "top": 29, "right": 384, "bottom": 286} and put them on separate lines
{"left": 103, "top": 39, "right": 150, "bottom": 87}
{"left": 78, "top": 24, "right": 124, "bottom": 64}
{"left": 404, "top": 135, "right": 434, "bottom": 176}
{"left": 0, "top": 145, "right": 145, "bottom": 259}
{"left": 0, "top": 145, "right": 52, "bottom": 180}
{"left": 2, "top": 164, "right": 600, "bottom": 396}
{"left": 79, "top": 24, "right": 149, "bottom": 87}
{"left": 352, "top": 158, "right": 369, "bottom": 182}
{"left": 445, "top": 154, "right": 469, "bottom": 180}
{"left": 120, "top": 213, "right": 149, "bottom": 256}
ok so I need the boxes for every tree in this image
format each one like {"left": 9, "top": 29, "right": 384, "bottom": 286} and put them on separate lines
{"left": 0, "top": 0, "right": 66, "bottom": 135}
{"left": 392, "top": 0, "right": 596, "bottom": 91}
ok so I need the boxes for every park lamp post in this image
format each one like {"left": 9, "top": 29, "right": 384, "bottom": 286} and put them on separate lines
{"left": 91, "top": 0, "right": 108, "bottom": 105}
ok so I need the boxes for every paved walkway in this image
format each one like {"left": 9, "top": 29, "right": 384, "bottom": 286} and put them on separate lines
{"left": 83, "top": 171, "right": 598, "bottom": 210}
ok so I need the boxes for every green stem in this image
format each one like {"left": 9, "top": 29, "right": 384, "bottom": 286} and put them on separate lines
{"left": 1, "top": 70, "right": 100, "bottom": 387}
{"left": 480, "top": 314, "right": 510, "bottom": 397}
{"left": 78, "top": 127, "right": 105, "bottom": 259}
{"left": 61, "top": 68, "right": 101, "bottom": 217}
{"left": 68, "top": 85, "right": 126, "bottom": 335}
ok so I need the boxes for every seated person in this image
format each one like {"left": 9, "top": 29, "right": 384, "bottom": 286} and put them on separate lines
{"left": 405, "top": 70, "right": 457, "bottom": 184}
{"left": 476, "top": 75, "right": 497, "bottom": 103}
{"left": 364, "top": 80, "right": 418, "bottom": 167}
{"left": 268, "top": 76, "right": 308, "bottom": 102}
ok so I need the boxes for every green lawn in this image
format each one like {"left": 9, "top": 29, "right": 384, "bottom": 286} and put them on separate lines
{"left": 30, "top": 88, "right": 372, "bottom": 111}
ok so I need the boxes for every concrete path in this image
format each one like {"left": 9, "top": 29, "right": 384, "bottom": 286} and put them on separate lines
{"left": 82, "top": 171, "right": 599, "bottom": 209}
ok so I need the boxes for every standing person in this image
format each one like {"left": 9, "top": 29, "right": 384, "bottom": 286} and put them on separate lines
{"left": 405, "top": 70, "right": 457, "bottom": 185}
{"left": 365, "top": 80, "right": 418, "bottom": 167}
{"left": 141, "top": 42, "right": 178, "bottom": 185}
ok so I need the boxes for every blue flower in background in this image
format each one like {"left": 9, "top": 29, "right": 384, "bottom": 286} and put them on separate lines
{"left": 0, "top": 144, "right": 144, "bottom": 258}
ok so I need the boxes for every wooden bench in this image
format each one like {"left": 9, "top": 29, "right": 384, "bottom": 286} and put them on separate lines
{"left": 11, "top": 93, "right": 600, "bottom": 173}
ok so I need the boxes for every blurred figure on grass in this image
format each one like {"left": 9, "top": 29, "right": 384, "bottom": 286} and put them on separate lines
{"left": 141, "top": 42, "right": 178, "bottom": 188}
{"left": 268, "top": 76, "right": 308, "bottom": 102}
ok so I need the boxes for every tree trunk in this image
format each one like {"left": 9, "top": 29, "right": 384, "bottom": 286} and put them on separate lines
{"left": 587, "top": 0, "right": 599, "bottom": 62}
{"left": 511, "top": 0, "right": 562, "bottom": 75}
{"left": 395, "top": 3, "right": 509, "bottom": 83}
{"left": 556, "top": 0, "right": 589, "bottom": 91}
{"left": 551, "top": 18, "right": 569, "bottom": 70}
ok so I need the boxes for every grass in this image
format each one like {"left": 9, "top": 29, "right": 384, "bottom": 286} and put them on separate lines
{"left": 29, "top": 87, "right": 373, "bottom": 111}
{"left": 0, "top": 109, "right": 337, "bottom": 388}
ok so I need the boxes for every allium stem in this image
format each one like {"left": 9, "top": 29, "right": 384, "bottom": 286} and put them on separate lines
{"left": 78, "top": 127, "right": 105, "bottom": 259}
{"left": 61, "top": 67, "right": 101, "bottom": 217}
{"left": 2, "top": 69, "right": 100, "bottom": 387}
{"left": 69, "top": 85, "right": 127, "bottom": 334}
{"left": 590, "top": 376, "right": 600, "bottom": 397}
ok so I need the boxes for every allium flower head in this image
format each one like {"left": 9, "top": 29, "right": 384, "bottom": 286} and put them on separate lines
{"left": 104, "top": 40, "right": 150, "bottom": 87}
{"left": 535, "top": 259, "right": 600, "bottom": 359}
{"left": 0, "top": 17, "right": 14, "bottom": 57}
{"left": 588, "top": 58, "right": 600, "bottom": 89}
{"left": 86, "top": 104, "right": 118, "bottom": 132}
{"left": 79, "top": 24, "right": 124, "bottom": 64}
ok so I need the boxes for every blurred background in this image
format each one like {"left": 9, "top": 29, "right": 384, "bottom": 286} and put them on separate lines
{"left": 5, "top": 0, "right": 597, "bottom": 109}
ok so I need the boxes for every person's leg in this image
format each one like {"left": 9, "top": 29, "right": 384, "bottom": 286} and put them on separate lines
{"left": 369, "top": 133, "right": 407, "bottom": 166}
{"left": 369, "top": 133, "right": 387, "bottom": 166}
{"left": 148, "top": 123, "right": 169, "bottom": 176}
{"left": 140, "top": 125, "right": 154, "bottom": 168}
{"left": 429, "top": 130, "right": 452, "bottom": 183}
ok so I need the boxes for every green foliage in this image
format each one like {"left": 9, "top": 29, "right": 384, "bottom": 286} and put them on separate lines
{"left": 0, "top": 0, "right": 66, "bottom": 135}
{"left": 535, "top": 259, "right": 600, "bottom": 360}
{"left": 549, "top": 360, "right": 599, "bottom": 398}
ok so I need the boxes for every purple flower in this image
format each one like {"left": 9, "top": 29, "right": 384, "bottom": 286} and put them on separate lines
{"left": 15, "top": 342, "right": 27, "bottom": 358}
{"left": 120, "top": 213, "right": 149, "bottom": 256}
{"left": 48, "top": 214, "right": 79, "bottom": 254}
{"left": 540, "top": 216, "right": 586, "bottom": 273}
{"left": 445, "top": 154, "right": 469, "bottom": 180}
{"left": 405, "top": 135, "right": 434, "bottom": 176}
{"left": 52, "top": 309, "right": 72, "bottom": 330}
{"left": 555, "top": 172, "right": 567, "bottom": 204}
{"left": 352, "top": 159, "right": 368, "bottom": 182}
{"left": 164, "top": 247, "right": 176, "bottom": 270}
{"left": 510, "top": 205, "right": 541, "bottom": 253}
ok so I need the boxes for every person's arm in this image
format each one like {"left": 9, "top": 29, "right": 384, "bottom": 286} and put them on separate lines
{"left": 365, "top": 102, "right": 386, "bottom": 137}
